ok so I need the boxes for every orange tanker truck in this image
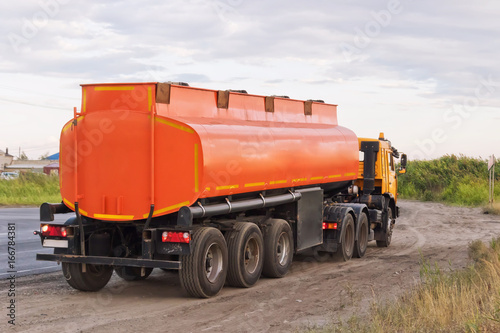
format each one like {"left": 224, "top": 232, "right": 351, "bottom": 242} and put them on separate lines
{"left": 35, "top": 82, "right": 407, "bottom": 298}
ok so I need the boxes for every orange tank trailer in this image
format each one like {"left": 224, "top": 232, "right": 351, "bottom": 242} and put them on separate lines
{"left": 59, "top": 82, "right": 359, "bottom": 221}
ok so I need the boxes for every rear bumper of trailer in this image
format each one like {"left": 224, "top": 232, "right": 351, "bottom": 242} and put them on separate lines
{"left": 36, "top": 253, "right": 181, "bottom": 269}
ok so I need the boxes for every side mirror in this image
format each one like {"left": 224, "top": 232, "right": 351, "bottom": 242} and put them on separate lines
{"left": 399, "top": 154, "right": 407, "bottom": 174}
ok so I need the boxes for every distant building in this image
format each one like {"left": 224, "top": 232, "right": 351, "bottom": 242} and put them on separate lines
{"left": 46, "top": 152, "right": 59, "bottom": 161}
{"left": 5, "top": 160, "right": 53, "bottom": 173}
{"left": 0, "top": 148, "right": 14, "bottom": 172}
{"left": 43, "top": 162, "right": 59, "bottom": 175}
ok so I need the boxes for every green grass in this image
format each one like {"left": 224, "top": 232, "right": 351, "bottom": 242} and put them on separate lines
{"left": 399, "top": 154, "right": 499, "bottom": 207}
{"left": 0, "top": 172, "right": 61, "bottom": 206}
{"left": 307, "top": 238, "right": 500, "bottom": 333}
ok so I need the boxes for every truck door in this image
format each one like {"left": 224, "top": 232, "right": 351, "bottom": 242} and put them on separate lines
{"left": 380, "top": 148, "right": 388, "bottom": 194}
{"left": 387, "top": 150, "right": 397, "bottom": 199}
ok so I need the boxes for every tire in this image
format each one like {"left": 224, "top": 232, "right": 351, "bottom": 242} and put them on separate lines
{"left": 336, "top": 213, "right": 355, "bottom": 261}
{"left": 353, "top": 212, "right": 369, "bottom": 258}
{"left": 225, "top": 222, "right": 264, "bottom": 288}
{"left": 179, "top": 227, "right": 228, "bottom": 298}
{"left": 62, "top": 263, "right": 113, "bottom": 291}
{"left": 377, "top": 207, "right": 393, "bottom": 247}
{"left": 57, "top": 216, "right": 112, "bottom": 292}
{"left": 262, "top": 219, "right": 294, "bottom": 278}
{"left": 115, "top": 266, "right": 153, "bottom": 281}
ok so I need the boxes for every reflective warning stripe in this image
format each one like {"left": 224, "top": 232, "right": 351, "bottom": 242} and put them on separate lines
{"left": 94, "top": 214, "right": 134, "bottom": 220}
{"left": 244, "top": 182, "right": 266, "bottom": 188}
{"left": 94, "top": 86, "right": 135, "bottom": 91}
{"left": 216, "top": 185, "right": 239, "bottom": 191}
{"left": 155, "top": 117, "right": 194, "bottom": 133}
{"left": 143, "top": 201, "right": 191, "bottom": 218}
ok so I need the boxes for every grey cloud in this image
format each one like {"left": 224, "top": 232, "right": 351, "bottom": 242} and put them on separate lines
{"left": 0, "top": 0, "right": 499, "bottom": 106}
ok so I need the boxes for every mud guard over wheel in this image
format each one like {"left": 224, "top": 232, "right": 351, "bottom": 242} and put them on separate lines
{"left": 336, "top": 213, "right": 355, "bottom": 261}
{"left": 62, "top": 263, "right": 113, "bottom": 291}
{"left": 353, "top": 212, "right": 369, "bottom": 258}
{"left": 179, "top": 227, "right": 228, "bottom": 298}
{"left": 376, "top": 207, "right": 393, "bottom": 248}
{"left": 115, "top": 266, "right": 153, "bottom": 281}
{"left": 262, "top": 219, "right": 294, "bottom": 278}
{"left": 225, "top": 222, "right": 264, "bottom": 288}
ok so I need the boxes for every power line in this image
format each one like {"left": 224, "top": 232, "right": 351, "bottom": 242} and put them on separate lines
{"left": 0, "top": 84, "right": 79, "bottom": 101}
{"left": 22, "top": 145, "right": 59, "bottom": 152}
{"left": 0, "top": 96, "right": 71, "bottom": 111}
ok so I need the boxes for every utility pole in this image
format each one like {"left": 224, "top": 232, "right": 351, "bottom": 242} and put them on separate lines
{"left": 489, "top": 155, "right": 496, "bottom": 207}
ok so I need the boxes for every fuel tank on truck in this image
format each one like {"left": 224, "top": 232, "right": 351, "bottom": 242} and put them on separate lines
{"left": 59, "top": 82, "right": 359, "bottom": 221}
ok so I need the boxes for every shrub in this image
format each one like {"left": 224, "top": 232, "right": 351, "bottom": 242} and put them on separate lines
{"left": 399, "top": 154, "right": 499, "bottom": 207}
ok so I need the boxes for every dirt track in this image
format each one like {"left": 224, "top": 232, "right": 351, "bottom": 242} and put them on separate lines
{"left": 3, "top": 200, "right": 500, "bottom": 333}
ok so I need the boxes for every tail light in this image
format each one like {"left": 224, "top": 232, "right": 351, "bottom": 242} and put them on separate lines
{"left": 322, "top": 222, "right": 338, "bottom": 230}
{"left": 41, "top": 224, "right": 68, "bottom": 237}
{"left": 162, "top": 231, "right": 190, "bottom": 243}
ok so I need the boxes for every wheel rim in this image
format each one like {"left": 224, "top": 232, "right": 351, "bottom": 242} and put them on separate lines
{"left": 277, "top": 231, "right": 290, "bottom": 266}
{"left": 359, "top": 221, "right": 368, "bottom": 252}
{"left": 386, "top": 209, "right": 393, "bottom": 241}
{"left": 345, "top": 224, "right": 354, "bottom": 256}
{"left": 244, "top": 237, "right": 260, "bottom": 274}
{"left": 204, "top": 242, "right": 224, "bottom": 283}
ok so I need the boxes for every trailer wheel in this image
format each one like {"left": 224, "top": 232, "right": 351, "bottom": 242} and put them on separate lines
{"left": 337, "top": 213, "right": 355, "bottom": 261}
{"left": 225, "top": 222, "right": 264, "bottom": 288}
{"left": 179, "top": 227, "right": 228, "bottom": 298}
{"left": 262, "top": 219, "right": 294, "bottom": 278}
{"left": 353, "top": 212, "right": 369, "bottom": 258}
{"left": 114, "top": 266, "right": 153, "bottom": 281}
{"left": 377, "top": 207, "right": 393, "bottom": 248}
{"left": 62, "top": 263, "right": 113, "bottom": 292}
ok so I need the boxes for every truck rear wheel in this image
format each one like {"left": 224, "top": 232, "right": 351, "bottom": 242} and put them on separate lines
{"left": 225, "top": 222, "right": 264, "bottom": 288}
{"left": 115, "top": 266, "right": 153, "bottom": 281}
{"left": 337, "top": 213, "right": 355, "bottom": 261}
{"left": 376, "top": 207, "right": 393, "bottom": 247}
{"left": 353, "top": 212, "right": 368, "bottom": 258}
{"left": 262, "top": 219, "right": 294, "bottom": 278}
{"left": 62, "top": 263, "right": 113, "bottom": 292}
{"left": 179, "top": 227, "right": 228, "bottom": 298}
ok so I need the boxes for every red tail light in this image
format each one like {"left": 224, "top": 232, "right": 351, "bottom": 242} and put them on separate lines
{"left": 162, "top": 231, "right": 190, "bottom": 243}
{"left": 322, "top": 222, "right": 338, "bottom": 230}
{"left": 41, "top": 225, "right": 68, "bottom": 237}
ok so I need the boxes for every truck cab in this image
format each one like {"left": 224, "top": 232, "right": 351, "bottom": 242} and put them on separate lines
{"left": 353, "top": 132, "right": 407, "bottom": 246}
{"left": 356, "top": 133, "right": 405, "bottom": 201}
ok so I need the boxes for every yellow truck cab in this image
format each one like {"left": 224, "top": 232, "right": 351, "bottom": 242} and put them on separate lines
{"left": 354, "top": 133, "right": 407, "bottom": 247}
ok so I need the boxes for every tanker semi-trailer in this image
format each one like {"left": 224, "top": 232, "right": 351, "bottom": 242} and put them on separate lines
{"left": 35, "top": 82, "right": 407, "bottom": 298}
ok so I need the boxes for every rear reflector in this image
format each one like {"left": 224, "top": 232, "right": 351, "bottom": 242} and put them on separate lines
{"left": 162, "top": 231, "right": 190, "bottom": 243}
{"left": 41, "top": 224, "right": 68, "bottom": 237}
{"left": 322, "top": 222, "right": 338, "bottom": 230}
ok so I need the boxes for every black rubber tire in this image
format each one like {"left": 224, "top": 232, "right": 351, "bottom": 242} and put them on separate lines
{"left": 336, "top": 213, "right": 355, "bottom": 261}
{"left": 353, "top": 212, "right": 369, "bottom": 258}
{"left": 262, "top": 219, "right": 294, "bottom": 278}
{"left": 179, "top": 227, "right": 228, "bottom": 298}
{"left": 114, "top": 266, "right": 153, "bottom": 281}
{"left": 62, "top": 263, "right": 113, "bottom": 291}
{"left": 225, "top": 222, "right": 264, "bottom": 288}
{"left": 377, "top": 207, "right": 393, "bottom": 248}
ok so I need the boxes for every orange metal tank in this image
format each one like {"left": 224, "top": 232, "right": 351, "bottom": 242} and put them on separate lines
{"left": 59, "top": 83, "right": 359, "bottom": 221}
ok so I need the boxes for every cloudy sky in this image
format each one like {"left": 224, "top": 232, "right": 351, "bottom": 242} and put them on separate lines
{"left": 0, "top": 0, "right": 498, "bottom": 160}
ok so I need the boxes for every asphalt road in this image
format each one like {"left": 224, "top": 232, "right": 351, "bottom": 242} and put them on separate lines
{"left": 0, "top": 207, "right": 73, "bottom": 278}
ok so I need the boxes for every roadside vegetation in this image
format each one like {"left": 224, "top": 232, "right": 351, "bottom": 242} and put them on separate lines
{"left": 398, "top": 154, "right": 499, "bottom": 207}
{"left": 0, "top": 172, "right": 60, "bottom": 206}
{"left": 309, "top": 238, "right": 500, "bottom": 332}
